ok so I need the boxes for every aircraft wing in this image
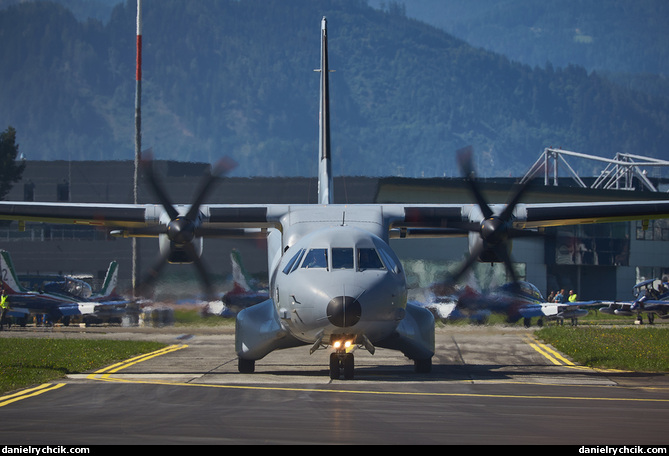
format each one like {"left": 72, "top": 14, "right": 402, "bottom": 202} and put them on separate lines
{"left": 518, "top": 201, "right": 669, "bottom": 229}
{"left": 391, "top": 200, "right": 669, "bottom": 235}
{"left": 517, "top": 300, "right": 602, "bottom": 319}
{"left": 1, "top": 200, "right": 669, "bottom": 237}
{"left": 56, "top": 301, "right": 128, "bottom": 318}
{"left": 599, "top": 299, "right": 669, "bottom": 316}
{"left": 4, "top": 298, "right": 128, "bottom": 321}
{"left": 0, "top": 202, "right": 283, "bottom": 235}
{"left": 0, "top": 202, "right": 150, "bottom": 227}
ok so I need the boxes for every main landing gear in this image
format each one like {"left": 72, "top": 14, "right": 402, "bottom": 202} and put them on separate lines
{"left": 238, "top": 357, "right": 255, "bottom": 374}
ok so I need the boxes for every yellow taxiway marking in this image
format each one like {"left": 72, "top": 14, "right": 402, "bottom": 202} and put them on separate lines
{"left": 84, "top": 341, "right": 669, "bottom": 404}
{"left": 523, "top": 334, "right": 575, "bottom": 366}
{"left": 0, "top": 345, "right": 186, "bottom": 408}
{"left": 522, "top": 334, "right": 628, "bottom": 373}
{"left": 0, "top": 383, "right": 66, "bottom": 408}
{"left": 87, "top": 344, "right": 188, "bottom": 380}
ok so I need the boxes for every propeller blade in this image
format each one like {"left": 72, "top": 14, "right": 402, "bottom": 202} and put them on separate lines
{"left": 136, "top": 252, "right": 170, "bottom": 298}
{"left": 185, "top": 157, "right": 237, "bottom": 221}
{"left": 181, "top": 242, "right": 216, "bottom": 300}
{"left": 492, "top": 243, "right": 519, "bottom": 285}
{"left": 499, "top": 160, "right": 545, "bottom": 222}
{"left": 446, "top": 240, "right": 486, "bottom": 286}
{"left": 457, "top": 146, "right": 493, "bottom": 219}
{"left": 141, "top": 152, "right": 179, "bottom": 221}
{"left": 498, "top": 183, "right": 527, "bottom": 222}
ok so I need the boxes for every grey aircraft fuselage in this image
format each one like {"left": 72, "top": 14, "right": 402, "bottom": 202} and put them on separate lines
{"left": 234, "top": 203, "right": 436, "bottom": 378}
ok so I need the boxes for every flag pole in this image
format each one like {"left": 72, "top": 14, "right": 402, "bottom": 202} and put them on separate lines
{"left": 132, "top": 0, "right": 143, "bottom": 297}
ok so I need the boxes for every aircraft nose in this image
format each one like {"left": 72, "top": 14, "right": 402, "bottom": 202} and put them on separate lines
{"left": 327, "top": 296, "right": 362, "bottom": 327}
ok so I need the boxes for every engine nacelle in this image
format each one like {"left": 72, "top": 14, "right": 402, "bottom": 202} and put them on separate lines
{"left": 468, "top": 233, "right": 513, "bottom": 263}
{"left": 159, "top": 234, "right": 204, "bottom": 263}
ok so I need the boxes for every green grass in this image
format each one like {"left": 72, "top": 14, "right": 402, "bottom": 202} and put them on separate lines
{"left": 172, "top": 308, "right": 235, "bottom": 327}
{"left": 536, "top": 326, "right": 669, "bottom": 372}
{"left": 0, "top": 339, "right": 166, "bottom": 395}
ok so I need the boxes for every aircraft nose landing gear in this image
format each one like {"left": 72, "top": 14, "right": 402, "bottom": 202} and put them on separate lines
{"left": 329, "top": 337, "right": 355, "bottom": 380}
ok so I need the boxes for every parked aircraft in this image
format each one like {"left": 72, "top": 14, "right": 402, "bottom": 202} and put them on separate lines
{"left": 599, "top": 278, "right": 669, "bottom": 324}
{"left": 203, "top": 249, "right": 269, "bottom": 317}
{"left": 0, "top": 250, "right": 129, "bottom": 326}
{"left": 1, "top": 18, "right": 669, "bottom": 378}
{"left": 420, "top": 280, "right": 599, "bottom": 326}
{"left": 492, "top": 282, "right": 599, "bottom": 326}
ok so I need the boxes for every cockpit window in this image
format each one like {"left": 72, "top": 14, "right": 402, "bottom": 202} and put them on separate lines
{"left": 301, "top": 248, "right": 329, "bottom": 269}
{"left": 283, "top": 248, "right": 305, "bottom": 274}
{"left": 358, "top": 248, "right": 384, "bottom": 270}
{"left": 332, "top": 248, "right": 354, "bottom": 269}
{"left": 285, "top": 246, "right": 399, "bottom": 273}
{"left": 378, "top": 248, "right": 401, "bottom": 274}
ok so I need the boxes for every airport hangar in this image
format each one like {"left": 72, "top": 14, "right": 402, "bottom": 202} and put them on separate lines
{"left": 1, "top": 159, "right": 668, "bottom": 302}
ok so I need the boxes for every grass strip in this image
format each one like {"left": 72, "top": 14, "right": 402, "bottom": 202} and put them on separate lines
{"left": 0, "top": 338, "right": 166, "bottom": 394}
{"left": 536, "top": 326, "right": 669, "bottom": 372}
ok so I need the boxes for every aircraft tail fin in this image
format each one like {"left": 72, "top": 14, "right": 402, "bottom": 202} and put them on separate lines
{"left": 98, "top": 261, "right": 120, "bottom": 298}
{"left": 317, "top": 16, "right": 333, "bottom": 205}
{"left": 230, "top": 249, "right": 253, "bottom": 292}
{"left": 0, "top": 250, "right": 26, "bottom": 294}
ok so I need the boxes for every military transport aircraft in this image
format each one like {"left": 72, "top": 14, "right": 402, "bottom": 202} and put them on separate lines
{"left": 1, "top": 17, "right": 669, "bottom": 378}
{"left": 599, "top": 278, "right": 669, "bottom": 324}
{"left": 0, "top": 250, "right": 129, "bottom": 326}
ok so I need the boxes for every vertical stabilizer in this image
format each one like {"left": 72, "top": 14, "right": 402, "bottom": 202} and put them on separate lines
{"left": 99, "top": 261, "right": 119, "bottom": 298}
{"left": 317, "top": 16, "right": 333, "bottom": 204}
{"left": 231, "top": 249, "right": 252, "bottom": 292}
{"left": 0, "top": 250, "right": 25, "bottom": 294}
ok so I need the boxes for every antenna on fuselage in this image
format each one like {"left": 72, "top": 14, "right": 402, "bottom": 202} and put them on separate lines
{"left": 316, "top": 16, "right": 333, "bottom": 205}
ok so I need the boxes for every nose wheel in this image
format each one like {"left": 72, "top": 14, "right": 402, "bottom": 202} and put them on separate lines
{"left": 330, "top": 351, "right": 354, "bottom": 380}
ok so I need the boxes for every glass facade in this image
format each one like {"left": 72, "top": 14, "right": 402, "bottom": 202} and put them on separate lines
{"left": 547, "top": 223, "right": 630, "bottom": 266}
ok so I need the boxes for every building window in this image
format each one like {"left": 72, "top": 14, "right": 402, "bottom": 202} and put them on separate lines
{"left": 636, "top": 219, "right": 669, "bottom": 241}
{"left": 548, "top": 223, "right": 629, "bottom": 266}
{"left": 636, "top": 266, "right": 669, "bottom": 283}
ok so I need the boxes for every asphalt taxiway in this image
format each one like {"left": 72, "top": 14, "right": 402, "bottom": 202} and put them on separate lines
{"left": 1, "top": 324, "right": 668, "bottom": 445}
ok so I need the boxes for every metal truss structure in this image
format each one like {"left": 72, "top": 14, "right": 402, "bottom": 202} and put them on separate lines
{"left": 521, "top": 148, "right": 669, "bottom": 191}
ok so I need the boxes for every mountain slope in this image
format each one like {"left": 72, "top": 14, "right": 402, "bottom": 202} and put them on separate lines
{"left": 0, "top": 0, "right": 667, "bottom": 178}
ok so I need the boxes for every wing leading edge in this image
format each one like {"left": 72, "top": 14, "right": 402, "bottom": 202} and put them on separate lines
{"left": 1, "top": 200, "right": 669, "bottom": 238}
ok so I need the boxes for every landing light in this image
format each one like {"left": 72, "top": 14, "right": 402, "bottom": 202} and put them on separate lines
{"left": 333, "top": 339, "right": 353, "bottom": 350}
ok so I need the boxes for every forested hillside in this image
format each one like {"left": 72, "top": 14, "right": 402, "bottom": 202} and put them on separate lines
{"left": 383, "top": 0, "right": 669, "bottom": 100}
{"left": 384, "top": 0, "right": 669, "bottom": 77}
{"left": 0, "top": 0, "right": 667, "bottom": 178}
